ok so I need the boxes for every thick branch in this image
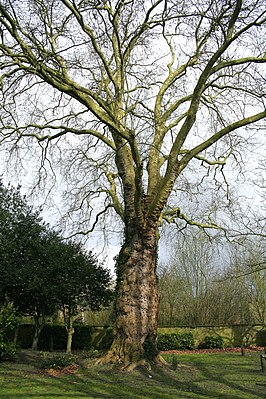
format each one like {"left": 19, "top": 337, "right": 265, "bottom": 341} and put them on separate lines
{"left": 179, "top": 111, "right": 266, "bottom": 172}
{"left": 160, "top": 207, "right": 224, "bottom": 231}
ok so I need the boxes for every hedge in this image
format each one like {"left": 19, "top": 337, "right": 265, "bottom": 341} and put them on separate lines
{"left": 157, "top": 332, "right": 195, "bottom": 351}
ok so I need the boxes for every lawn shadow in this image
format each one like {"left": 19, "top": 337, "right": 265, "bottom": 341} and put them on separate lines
{"left": 0, "top": 351, "right": 265, "bottom": 399}
{"left": 188, "top": 353, "right": 266, "bottom": 399}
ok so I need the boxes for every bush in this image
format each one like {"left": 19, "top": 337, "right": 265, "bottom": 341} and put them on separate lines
{"left": 0, "top": 340, "right": 18, "bottom": 361}
{"left": 40, "top": 353, "right": 76, "bottom": 370}
{"left": 37, "top": 324, "right": 93, "bottom": 351}
{"left": 15, "top": 324, "right": 110, "bottom": 351}
{"left": 73, "top": 325, "right": 94, "bottom": 350}
{"left": 178, "top": 332, "right": 195, "bottom": 350}
{"left": 157, "top": 333, "right": 179, "bottom": 351}
{"left": 157, "top": 332, "right": 195, "bottom": 351}
{"left": 0, "top": 303, "right": 20, "bottom": 340}
{"left": 98, "top": 327, "right": 113, "bottom": 350}
{"left": 144, "top": 336, "right": 160, "bottom": 360}
{"left": 0, "top": 303, "right": 20, "bottom": 361}
{"left": 38, "top": 325, "right": 67, "bottom": 351}
{"left": 16, "top": 324, "right": 35, "bottom": 348}
{"left": 82, "top": 348, "right": 100, "bottom": 359}
{"left": 202, "top": 335, "right": 224, "bottom": 349}
{"left": 256, "top": 330, "right": 266, "bottom": 347}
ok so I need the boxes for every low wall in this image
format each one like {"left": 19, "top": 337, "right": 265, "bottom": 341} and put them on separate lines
{"left": 158, "top": 324, "right": 266, "bottom": 347}
{"left": 15, "top": 323, "right": 266, "bottom": 350}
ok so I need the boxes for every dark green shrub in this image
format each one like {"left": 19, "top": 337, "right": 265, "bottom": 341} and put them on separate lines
{"left": 157, "top": 332, "right": 195, "bottom": 351}
{"left": 40, "top": 353, "right": 76, "bottom": 370}
{"left": 98, "top": 327, "right": 113, "bottom": 350}
{"left": 178, "top": 332, "right": 195, "bottom": 350}
{"left": 38, "top": 325, "right": 67, "bottom": 350}
{"left": 0, "top": 341, "right": 18, "bottom": 361}
{"left": 157, "top": 333, "right": 179, "bottom": 351}
{"left": 38, "top": 324, "right": 94, "bottom": 351}
{"left": 0, "top": 304, "right": 20, "bottom": 339}
{"left": 83, "top": 348, "right": 100, "bottom": 358}
{"left": 72, "top": 325, "right": 94, "bottom": 350}
{"left": 0, "top": 304, "right": 20, "bottom": 361}
{"left": 171, "top": 354, "right": 178, "bottom": 370}
{"left": 256, "top": 330, "right": 266, "bottom": 347}
{"left": 16, "top": 324, "right": 35, "bottom": 348}
{"left": 202, "top": 335, "right": 224, "bottom": 349}
{"left": 16, "top": 324, "right": 108, "bottom": 351}
{"left": 144, "top": 336, "right": 160, "bottom": 360}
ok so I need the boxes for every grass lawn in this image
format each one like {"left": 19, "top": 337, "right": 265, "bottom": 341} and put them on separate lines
{"left": 0, "top": 350, "right": 265, "bottom": 399}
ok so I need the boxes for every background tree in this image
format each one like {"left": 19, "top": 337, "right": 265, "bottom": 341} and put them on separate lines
{"left": 0, "top": 180, "right": 59, "bottom": 348}
{"left": 158, "top": 230, "right": 216, "bottom": 326}
{"left": 227, "top": 238, "right": 266, "bottom": 324}
{"left": 158, "top": 232, "right": 266, "bottom": 327}
{"left": 48, "top": 239, "right": 113, "bottom": 353}
{"left": 0, "top": 0, "right": 265, "bottom": 367}
{"left": 0, "top": 180, "right": 113, "bottom": 351}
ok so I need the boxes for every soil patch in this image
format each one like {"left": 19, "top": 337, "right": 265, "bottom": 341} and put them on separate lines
{"left": 44, "top": 364, "right": 80, "bottom": 377}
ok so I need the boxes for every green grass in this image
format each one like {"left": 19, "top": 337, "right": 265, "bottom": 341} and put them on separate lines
{"left": 0, "top": 350, "right": 265, "bottom": 399}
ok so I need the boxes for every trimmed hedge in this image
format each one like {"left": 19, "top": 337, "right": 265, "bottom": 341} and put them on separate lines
{"left": 256, "top": 330, "right": 266, "bottom": 347}
{"left": 200, "top": 335, "right": 224, "bottom": 349}
{"left": 16, "top": 324, "right": 108, "bottom": 351}
{"left": 157, "top": 332, "right": 195, "bottom": 351}
{"left": 16, "top": 324, "right": 265, "bottom": 352}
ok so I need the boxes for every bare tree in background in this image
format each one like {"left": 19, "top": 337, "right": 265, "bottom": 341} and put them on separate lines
{"left": 0, "top": 0, "right": 266, "bottom": 368}
{"left": 158, "top": 231, "right": 216, "bottom": 326}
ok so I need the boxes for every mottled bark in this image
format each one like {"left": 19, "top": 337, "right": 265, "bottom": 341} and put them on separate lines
{"left": 100, "top": 227, "right": 160, "bottom": 369}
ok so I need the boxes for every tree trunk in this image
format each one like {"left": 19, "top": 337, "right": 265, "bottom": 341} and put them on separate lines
{"left": 13, "top": 327, "right": 19, "bottom": 344}
{"left": 66, "top": 328, "right": 74, "bottom": 354}
{"left": 65, "top": 312, "right": 75, "bottom": 354}
{"left": 32, "top": 315, "right": 45, "bottom": 350}
{"left": 100, "top": 228, "right": 161, "bottom": 369}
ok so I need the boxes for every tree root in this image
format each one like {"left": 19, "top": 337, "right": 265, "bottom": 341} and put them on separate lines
{"left": 93, "top": 352, "right": 169, "bottom": 372}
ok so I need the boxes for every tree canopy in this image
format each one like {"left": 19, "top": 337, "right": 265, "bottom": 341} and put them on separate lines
{"left": 0, "top": 0, "right": 265, "bottom": 368}
{"left": 0, "top": 180, "right": 113, "bottom": 351}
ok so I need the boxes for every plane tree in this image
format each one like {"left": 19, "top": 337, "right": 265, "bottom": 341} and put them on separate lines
{"left": 0, "top": 0, "right": 265, "bottom": 368}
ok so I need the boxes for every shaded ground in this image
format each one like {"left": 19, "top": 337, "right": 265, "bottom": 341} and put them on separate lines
{"left": 0, "top": 349, "right": 265, "bottom": 399}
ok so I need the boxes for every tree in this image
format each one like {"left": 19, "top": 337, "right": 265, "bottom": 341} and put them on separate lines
{"left": 158, "top": 230, "right": 221, "bottom": 326}
{"left": 0, "top": 180, "right": 112, "bottom": 351}
{"left": 227, "top": 238, "right": 266, "bottom": 324}
{"left": 0, "top": 0, "right": 265, "bottom": 368}
{"left": 48, "top": 238, "right": 113, "bottom": 353}
{"left": 158, "top": 262, "right": 186, "bottom": 326}
{"left": 0, "top": 180, "right": 59, "bottom": 348}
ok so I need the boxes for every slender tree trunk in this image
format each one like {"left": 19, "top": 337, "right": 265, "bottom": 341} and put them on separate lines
{"left": 32, "top": 315, "right": 44, "bottom": 350}
{"left": 66, "top": 327, "right": 74, "bottom": 354}
{"left": 64, "top": 309, "right": 74, "bottom": 354}
{"left": 100, "top": 227, "right": 161, "bottom": 369}
{"left": 13, "top": 327, "right": 19, "bottom": 344}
